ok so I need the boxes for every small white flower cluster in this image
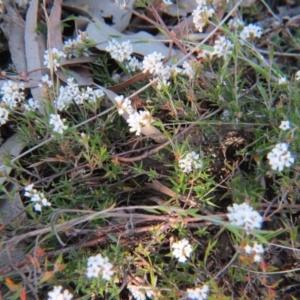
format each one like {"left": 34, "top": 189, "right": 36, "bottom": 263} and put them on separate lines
{"left": 127, "top": 111, "right": 153, "bottom": 135}
{"left": 171, "top": 239, "right": 193, "bottom": 263}
{"left": 38, "top": 74, "right": 53, "bottom": 88}
{"left": 295, "top": 70, "right": 300, "bottom": 81}
{"left": 267, "top": 142, "right": 294, "bottom": 171}
{"left": 279, "top": 120, "right": 290, "bottom": 131}
{"left": 227, "top": 202, "right": 263, "bottom": 234}
{"left": 192, "top": 5, "right": 215, "bottom": 33}
{"left": 49, "top": 114, "right": 68, "bottom": 134}
{"left": 63, "top": 31, "right": 92, "bottom": 59}
{"left": 24, "top": 98, "right": 40, "bottom": 112}
{"left": 143, "top": 52, "right": 165, "bottom": 74}
{"left": 0, "top": 107, "right": 9, "bottom": 125}
{"left": 186, "top": 284, "right": 209, "bottom": 300}
{"left": 179, "top": 151, "right": 202, "bottom": 173}
{"left": 106, "top": 39, "right": 142, "bottom": 72}
{"left": 278, "top": 77, "right": 288, "bottom": 85}
{"left": 47, "top": 286, "right": 73, "bottom": 300}
{"left": 127, "top": 286, "right": 154, "bottom": 300}
{"left": 24, "top": 184, "right": 51, "bottom": 212}
{"left": 114, "top": 95, "right": 153, "bottom": 135}
{"left": 115, "top": 95, "right": 134, "bottom": 115}
{"left": 44, "top": 48, "right": 67, "bottom": 71}
{"left": 86, "top": 253, "right": 114, "bottom": 281}
{"left": 106, "top": 40, "right": 132, "bottom": 62}
{"left": 244, "top": 242, "right": 264, "bottom": 262}
{"left": 126, "top": 56, "right": 142, "bottom": 72}
{"left": 143, "top": 51, "right": 196, "bottom": 87}
{"left": 142, "top": 51, "right": 171, "bottom": 89}
{"left": 180, "top": 61, "right": 196, "bottom": 81}
{"left": 0, "top": 80, "right": 25, "bottom": 109}
{"left": 106, "top": 40, "right": 195, "bottom": 87}
{"left": 212, "top": 36, "right": 233, "bottom": 59}
{"left": 228, "top": 17, "right": 245, "bottom": 30}
{"left": 239, "top": 24, "right": 262, "bottom": 44}
{"left": 54, "top": 77, "right": 104, "bottom": 111}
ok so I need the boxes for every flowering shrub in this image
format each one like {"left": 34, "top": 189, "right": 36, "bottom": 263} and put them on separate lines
{"left": 267, "top": 143, "right": 294, "bottom": 171}
{"left": 24, "top": 184, "right": 51, "bottom": 212}
{"left": 1, "top": 1, "right": 299, "bottom": 299}
{"left": 48, "top": 286, "right": 73, "bottom": 300}
{"left": 171, "top": 239, "right": 193, "bottom": 262}
{"left": 227, "top": 203, "right": 263, "bottom": 233}
{"left": 86, "top": 253, "right": 114, "bottom": 280}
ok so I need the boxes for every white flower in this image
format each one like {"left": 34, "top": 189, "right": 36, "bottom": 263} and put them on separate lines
{"left": 0, "top": 80, "right": 25, "bottom": 108}
{"left": 142, "top": 52, "right": 165, "bottom": 74}
{"left": 24, "top": 183, "right": 35, "bottom": 197}
{"left": 295, "top": 70, "right": 300, "bottom": 81}
{"left": 115, "top": 95, "right": 134, "bottom": 115}
{"left": 106, "top": 39, "right": 133, "bottom": 62}
{"left": 278, "top": 77, "right": 288, "bottom": 85}
{"left": 244, "top": 242, "right": 264, "bottom": 262}
{"left": 154, "top": 63, "right": 172, "bottom": 89}
{"left": 63, "top": 31, "right": 91, "bottom": 59}
{"left": 54, "top": 77, "right": 104, "bottom": 110}
{"left": 86, "top": 253, "right": 114, "bottom": 281}
{"left": 126, "top": 56, "right": 142, "bottom": 72}
{"left": 279, "top": 120, "right": 290, "bottom": 131}
{"left": 227, "top": 202, "right": 263, "bottom": 233}
{"left": 39, "top": 74, "right": 53, "bottom": 88}
{"left": 0, "top": 107, "right": 9, "bottom": 124}
{"left": 179, "top": 151, "right": 202, "bottom": 173}
{"left": 213, "top": 36, "right": 233, "bottom": 58}
{"left": 267, "top": 142, "right": 294, "bottom": 171}
{"left": 34, "top": 202, "right": 42, "bottom": 212}
{"left": 239, "top": 24, "right": 262, "bottom": 43}
{"left": 181, "top": 61, "right": 195, "bottom": 80}
{"left": 24, "top": 98, "right": 40, "bottom": 111}
{"left": 127, "top": 110, "right": 153, "bottom": 136}
{"left": 44, "top": 48, "right": 67, "bottom": 71}
{"left": 24, "top": 184, "right": 51, "bottom": 212}
{"left": 49, "top": 114, "right": 68, "bottom": 134}
{"left": 48, "top": 286, "right": 73, "bottom": 300}
{"left": 186, "top": 284, "right": 209, "bottom": 300}
{"left": 228, "top": 17, "right": 244, "bottom": 30}
{"left": 92, "top": 88, "right": 105, "bottom": 100}
{"left": 128, "top": 286, "right": 146, "bottom": 300}
{"left": 192, "top": 5, "right": 215, "bottom": 33}
{"left": 171, "top": 239, "right": 193, "bottom": 263}
{"left": 127, "top": 286, "right": 155, "bottom": 300}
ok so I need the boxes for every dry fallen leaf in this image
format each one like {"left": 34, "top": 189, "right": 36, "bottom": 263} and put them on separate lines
{"left": 63, "top": 0, "right": 135, "bottom": 31}
{"left": 0, "top": 3, "right": 26, "bottom": 73}
{"left": 0, "top": 133, "right": 24, "bottom": 185}
{"left": 25, "top": 0, "right": 47, "bottom": 113}
{"left": 48, "top": 0, "right": 63, "bottom": 50}
{"left": 0, "top": 133, "right": 27, "bottom": 226}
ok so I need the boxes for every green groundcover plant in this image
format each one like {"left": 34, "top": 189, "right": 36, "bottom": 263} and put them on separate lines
{"left": 0, "top": 0, "right": 300, "bottom": 299}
